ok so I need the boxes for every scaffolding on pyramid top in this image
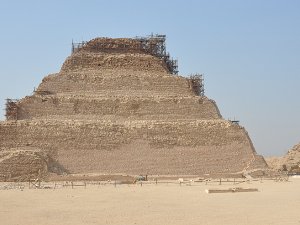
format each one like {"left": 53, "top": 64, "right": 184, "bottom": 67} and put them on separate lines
{"left": 71, "top": 34, "right": 178, "bottom": 75}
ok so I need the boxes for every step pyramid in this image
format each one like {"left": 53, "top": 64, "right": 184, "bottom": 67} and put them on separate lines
{"left": 0, "top": 35, "right": 268, "bottom": 180}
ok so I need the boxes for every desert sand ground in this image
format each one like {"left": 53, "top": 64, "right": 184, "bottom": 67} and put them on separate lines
{"left": 0, "top": 178, "right": 300, "bottom": 225}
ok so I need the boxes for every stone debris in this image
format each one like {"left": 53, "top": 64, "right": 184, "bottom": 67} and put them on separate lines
{"left": 205, "top": 187, "right": 259, "bottom": 194}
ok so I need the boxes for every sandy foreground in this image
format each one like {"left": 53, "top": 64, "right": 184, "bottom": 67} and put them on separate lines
{"left": 0, "top": 178, "right": 300, "bottom": 225}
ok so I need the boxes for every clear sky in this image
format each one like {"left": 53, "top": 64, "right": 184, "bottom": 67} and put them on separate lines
{"left": 0, "top": 0, "right": 299, "bottom": 157}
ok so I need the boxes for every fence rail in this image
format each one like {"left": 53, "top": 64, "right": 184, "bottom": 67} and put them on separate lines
{"left": 0, "top": 176, "right": 290, "bottom": 191}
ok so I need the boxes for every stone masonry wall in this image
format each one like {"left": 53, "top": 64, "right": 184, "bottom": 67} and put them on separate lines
{"left": 37, "top": 69, "right": 195, "bottom": 96}
{"left": 0, "top": 119, "right": 263, "bottom": 175}
{"left": 61, "top": 53, "right": 169, "bottom": 73}
{"left": 16, "top": 95, "right": 221, "bottom": 120}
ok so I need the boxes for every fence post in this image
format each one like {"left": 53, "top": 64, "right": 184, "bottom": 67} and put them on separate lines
{"left": 219, "top": 178, "right": 221, "bottom": 185}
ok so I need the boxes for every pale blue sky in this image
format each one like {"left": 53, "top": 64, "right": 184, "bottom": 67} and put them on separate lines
{"left": 0, "top": 0, "right": 299, "bottom": 156}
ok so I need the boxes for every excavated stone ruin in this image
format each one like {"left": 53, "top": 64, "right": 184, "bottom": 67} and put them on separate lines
{"left": 284, "top": 143, "right": 300, "bottom": 174}
{"left": 267, "top": 143, "right": 300, "bottom": 174}
{"left": 0, "top": 36, "right": 268, "bottom": 181}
